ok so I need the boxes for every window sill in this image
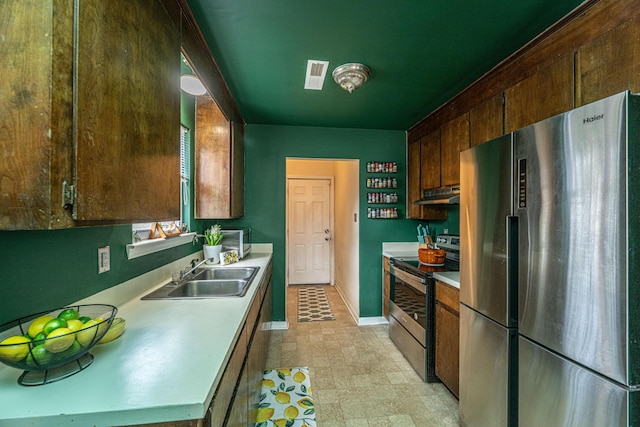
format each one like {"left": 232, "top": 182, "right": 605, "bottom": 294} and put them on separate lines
{"left": 126, "top": 232, "right": 197, "bottom": 260}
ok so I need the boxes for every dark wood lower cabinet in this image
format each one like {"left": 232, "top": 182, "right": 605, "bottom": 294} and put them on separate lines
{"left": 220, "top": 266, "right": 272, "bottom": 427}
{"left": 383, "top": 256, "right": 391, "bottom": 319}
{"left": 435, "top": 281, "right": 460, "bottom": 398}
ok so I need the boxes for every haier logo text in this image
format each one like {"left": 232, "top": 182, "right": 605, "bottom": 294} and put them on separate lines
{"left": 583, "top": 114, "right": 604, "bottom": 124}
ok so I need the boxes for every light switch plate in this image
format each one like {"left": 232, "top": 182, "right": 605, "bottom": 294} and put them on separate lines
{"left": 98, "top": 246, "right": 110, "bottom": 274}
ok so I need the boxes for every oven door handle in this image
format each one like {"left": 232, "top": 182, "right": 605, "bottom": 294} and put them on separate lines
{"left": 389, "top": 265, "right": 428, "bottom": 294}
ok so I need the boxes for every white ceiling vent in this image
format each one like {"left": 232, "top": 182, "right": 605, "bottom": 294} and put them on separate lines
{"left": 304, "top": 60, "right": 329, "bottom": 90}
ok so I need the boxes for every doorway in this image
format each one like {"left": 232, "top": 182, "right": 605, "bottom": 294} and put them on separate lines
{"left": 287, "top": 178, "right": 333, "bottom": 284}
{"left": 285, "top": 158, "right": 360, "bottom": 323}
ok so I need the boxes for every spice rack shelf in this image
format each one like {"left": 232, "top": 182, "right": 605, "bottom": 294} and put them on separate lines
{"left": 367, "top": 192, "right": 398, "bottom": 204}
{"left": 367, "top": 207, "right": 399, "bottom": 219}
{"left": 365, "top": 161, "right": 400, "bottom": 219}
{"left": 367, "top": 161, "right": 397, "bottom": 173}
{"left": 366, "top": 177, "right": 397, "bottom": 189}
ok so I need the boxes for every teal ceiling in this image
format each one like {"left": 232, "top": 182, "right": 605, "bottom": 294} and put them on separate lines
{"left": 186, "top": 0, "right": 585, "bottom": 130}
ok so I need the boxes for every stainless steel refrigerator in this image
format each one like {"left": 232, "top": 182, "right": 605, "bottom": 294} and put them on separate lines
{"left": 460, "top": 132, "right": 518, "bottom": 426}
{"left": 460, "top": 90, "right": 640, "bottom": 426}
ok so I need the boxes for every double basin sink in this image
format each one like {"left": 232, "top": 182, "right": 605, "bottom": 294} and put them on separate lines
{"left": 142, "top": 266, "right": 259, "bottom": 299}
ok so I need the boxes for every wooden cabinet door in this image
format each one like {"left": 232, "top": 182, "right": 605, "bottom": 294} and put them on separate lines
{"left": 420, "top": 130, "right": 441, "bottom": 190}
{"left": 406, "top": 135, "right": 422, "bottom": 219}
{"left": 210, "top": 324, "right": 247, "bottom": 426}
{"left": 470, "top": 94, "right": 504, "bottom": 148}
{"left": 435, "top": 281, "right": 460, "bottom": 398}
{"left": 0, "top": 1, "right": 74, "bottom": 230}
{"left": 224, "top": 361, "right": 249, "bottom": 427}
{"left": 383, "top": 256, "right": 391, "bottom": 319}
{"left": 74, "top": 0, "right": 180, "bottom": 222}
{"left": 195, "top": 96, "right": 231, "bottom": 219}
{"left": 195, "top": 98, "right": 244, "bottom": 219}
{"left": 407, "top": 131, "right": 448, "bottom": 221}
{"left": 230, "top": 121, "right": 245, "bottom": 218}
{"left": 440, "top": 113, "right": 469, "bottom": 187}
{"left": 435, "top": 303, "right": 459, "bottom": 398}
{"left": 504, "top": 54, "right": 574, "bottom": 132}
{"left": 577, "top": 16, "right": 640, "bottom": 106}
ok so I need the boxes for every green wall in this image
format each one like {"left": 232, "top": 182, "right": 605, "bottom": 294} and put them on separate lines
{"left": 221, "top": 124, "right": 459, "bottom": 321}
{"left": 0, "top": 226, "right": 200, "bottom": 326}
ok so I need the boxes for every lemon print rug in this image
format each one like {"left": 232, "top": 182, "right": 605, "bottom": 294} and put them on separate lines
{"left": 297, "top": 287, "right": 335, "bottom": 322}
{"left": 256, "top": 367, "right": 316, "bottom": 427}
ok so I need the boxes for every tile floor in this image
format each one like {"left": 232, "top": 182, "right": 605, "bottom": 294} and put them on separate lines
{"left": 265, "top": 285, "right": 460, "bottom": 426}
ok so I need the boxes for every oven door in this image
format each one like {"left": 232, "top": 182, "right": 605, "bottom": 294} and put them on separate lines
{"left": 389, "top": 262, "right": 438, "bottom": 382}
{"left": 389, "top": 264, "right": 428, "bottom": 345}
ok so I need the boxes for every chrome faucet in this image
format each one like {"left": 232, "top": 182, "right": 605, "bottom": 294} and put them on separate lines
{"left": 180, "top": 258, "right": 212, "bottom": 280}
{"left": 192, "top": 234, "right": 206, "bottom": 244}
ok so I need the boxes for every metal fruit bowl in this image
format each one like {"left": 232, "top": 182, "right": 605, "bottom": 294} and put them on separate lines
{"left": 0, "top": 304, "right": 117, "bottom": 385}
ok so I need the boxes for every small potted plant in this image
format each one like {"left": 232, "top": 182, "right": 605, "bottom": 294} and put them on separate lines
{"left": 203, "top": 224, "right": 223, "bottom": 264}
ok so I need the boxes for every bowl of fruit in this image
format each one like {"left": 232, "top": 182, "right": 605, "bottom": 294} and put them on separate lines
{"left": 0, "top": 304, "right": 118, "bottom": 385}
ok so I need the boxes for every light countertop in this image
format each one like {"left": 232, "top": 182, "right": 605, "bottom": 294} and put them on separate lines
{"left": 382, "top": 242, "right": 419, "bottom": 259}
{"left": 0, "top": 246, "right": 273, "bottom": 427}
{"left": 433, "top": 271, "right": 460, "bottom": 289}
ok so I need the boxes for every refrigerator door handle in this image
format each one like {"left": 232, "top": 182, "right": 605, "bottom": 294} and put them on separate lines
{"left": 506, "top": 215, "right": 518, "bottom": 326}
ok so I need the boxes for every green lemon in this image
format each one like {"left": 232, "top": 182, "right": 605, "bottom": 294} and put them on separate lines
{"left": 43, "top": 318, "right": 68, "bottom": 336}
{"left": 58, "top": 308, "right": 80, "bottom": 322}
{"left": 27, "top": 315, "right": 54, "bottom": 338}
{"left": 31, "top": 332, "right": 47, "bottom": 348}
{"left": 78, "top": 316, "right": 92, "bottom": 324}
{"left": 26, "top": 344, "right": 54, "bottom": 368}
{"left": 0, "top": 335, "right": 31, "bottom": 362}
{"left": 44, "top": 328, "right": 74, "bottom": 353}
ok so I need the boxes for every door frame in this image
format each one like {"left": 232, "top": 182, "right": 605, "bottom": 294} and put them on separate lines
{"left": 285, "top": 175, "right": 335, "bottom": 288}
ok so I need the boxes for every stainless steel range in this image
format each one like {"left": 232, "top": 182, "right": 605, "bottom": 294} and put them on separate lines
{"left": 388, "top": 234, "right": 460, "bottom": 382}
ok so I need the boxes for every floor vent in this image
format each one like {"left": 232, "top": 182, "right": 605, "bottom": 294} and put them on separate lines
{"left": 304, "top": 60, "right": 329, "bottom": 90}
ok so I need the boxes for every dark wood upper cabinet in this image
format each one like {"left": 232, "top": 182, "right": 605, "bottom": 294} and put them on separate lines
{"left": 407, "top": 135, "right": 422, "bottom": 219}
{"left": 469, "top": 94, "right": 504, "bottom": 148}
{"left": 440, "top": 113, "right": 469, "bottom": 187}
{"left": 194, "top": 96, "right": 244, "bottom": 219}
{"left": 0, "top": 0, "right": 181, "bottom": 229}
{"left": 230, "top": 121, "right": 245, "bottom": 218}
{"left": 420, "top": 130, "right": 441, "bottom": 191}
{"left": 74, "top": 0, "right": 181, "bottom": 222}
{"left": 504, "top": 54, "right": 574, "bottom": 133}
{"left": 0, "top": 1, "right": 73, "bottom": 229}
{"left": 406, "top": 133, "right": 447, "bottom": 220}
{"left": 181, "top": 2, "right": 245, "bottom": 220}
{"left": 577, "top": 15, "right": 640, "bottom": 106}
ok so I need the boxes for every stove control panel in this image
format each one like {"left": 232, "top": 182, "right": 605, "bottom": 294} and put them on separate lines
{"left": 436, "top": 234, "right": 460, "bottom": 250}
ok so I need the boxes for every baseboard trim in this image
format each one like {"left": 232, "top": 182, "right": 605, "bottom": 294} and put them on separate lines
{"left": 334, "top": 283, "right": 359, "bottom": 324}
{"left": 357, "top": 316, "right": 389, "bottom": 326}
{"left": 269, "top": 321, "right": 289, "bottom": 330}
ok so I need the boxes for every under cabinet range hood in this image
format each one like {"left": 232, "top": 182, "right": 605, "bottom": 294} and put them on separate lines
{"left": 414, "top": 185, "right": 460, "bottom": 205}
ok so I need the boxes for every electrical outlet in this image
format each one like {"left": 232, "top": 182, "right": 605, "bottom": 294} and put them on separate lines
{"left": 444, "top": 228, "right": 449, "bottom": 234}
{"left": 98, "top": 246, "right": 110, "bottom": 274}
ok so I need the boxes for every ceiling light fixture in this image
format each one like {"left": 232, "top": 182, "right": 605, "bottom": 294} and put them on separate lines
{"left": 180, "top": 75, "right": 207, "bottom": 96}
{"left": 332, "top": 63, "right": 370, "bottom": 93}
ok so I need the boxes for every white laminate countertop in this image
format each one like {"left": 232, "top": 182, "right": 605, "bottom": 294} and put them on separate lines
{"left": 0, "top": 246, "right": 273, "bottom": 427}
{"left": 382, "top": 242, "right": 419, "bottom": 259}
{"left": 433, "top": 271, "right": 460, "bottom": 289}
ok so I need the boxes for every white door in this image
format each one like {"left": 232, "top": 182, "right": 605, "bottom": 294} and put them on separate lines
{"left": 287, "top": 179, "right": 332, "bottom": 284}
